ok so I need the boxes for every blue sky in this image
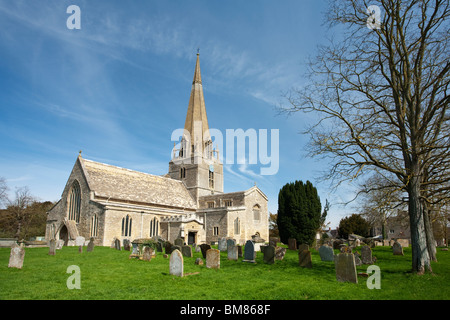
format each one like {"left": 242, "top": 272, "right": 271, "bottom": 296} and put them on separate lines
{"left": 0, "top": 0, "right": 359, "bottom": 228}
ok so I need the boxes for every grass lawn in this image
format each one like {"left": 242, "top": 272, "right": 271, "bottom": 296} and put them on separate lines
{"left": 0, "top": 244, "right": 449, "bottom": 300}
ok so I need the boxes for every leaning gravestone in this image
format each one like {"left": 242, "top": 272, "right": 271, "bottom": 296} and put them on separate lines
{"left": 319, "top": 245, "right": 334, "bottom": 262}
{"left": 48, "top": 239, "right": 56, "bottom": 256}
{"left": 8, "top": 243, "right": 25, "bottom": 269}
{"left": 115, "top": 238, "right": 121, "bottom": 250}
{"left": 87, "top": 237, "right": 95, "bottom": 252}
{"left": 275, "top": 247, "right": 286, "bottom": 261}
{"left": 288, "top": 238, "right": 297, "bottom": 250}
{"left": 169, "top": 249, "right": 183, "bottom": 277}
{"left": 335, "top": 253, "right": 358, "bottom": 283}
{"left": 181, "top": 245, "right": 193, "bottom": 258}
{"left": 206, "top": 249, "right": 220, "bottom": 269}
{"left": 200, "top": 243, "right": 211, "bottom": 259}
{"left": 263, "top": 245, "right": 275, "bottom": 264}
{"left": 393, "top": 241, "right": 404, "bottom": 256}
{"left": 218, "top": 238, "right": 227, "bottom": 252}
{"left": 361, "top": 245, "right": 373, "bottom": 264}
{"left": 298, "top": 249, "right": 312, "bottom": 268}
{"left": 243, "top": 240, "right": 256, "bottom": 263}
{"left": 227, "top": 244, "right": 238, "bottom": 261}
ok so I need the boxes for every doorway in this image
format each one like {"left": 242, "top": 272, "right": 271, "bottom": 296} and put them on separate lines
{"left": 188, "top": 232, "right": 196, "bottom": 245}
{"left": 59, "top": 225, "right": 68, "bottom": 246}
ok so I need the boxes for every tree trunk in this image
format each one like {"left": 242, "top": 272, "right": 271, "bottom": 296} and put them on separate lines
{"left": 423, "top": 203, "right": 437, "bottom": 261}
{"left": 408, "top": 175, "right": 432, "bottom": 274}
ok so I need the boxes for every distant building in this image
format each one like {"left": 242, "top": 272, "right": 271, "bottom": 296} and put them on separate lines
{"left": 45, "top": 54, "right": 269, "bottom": 246}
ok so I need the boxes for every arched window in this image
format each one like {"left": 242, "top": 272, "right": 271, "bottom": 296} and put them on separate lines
{"left": 90, "top": 214, "right": 98, "bottom": 237}
{"left": 121, "top": 215, "right": 132, "bottom": 237}
{"left": 67, "top": 180, "right": 81, "bottom": 223}
{"left": 149, "top": 217, "right": 159, "bottom": 237}
{"left": 253, "top": 204, "right": 261, "bottom": 222}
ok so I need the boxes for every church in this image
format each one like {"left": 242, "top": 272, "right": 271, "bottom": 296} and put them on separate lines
{"left": 45, "top": 54, "right": 269, "bottom": 247}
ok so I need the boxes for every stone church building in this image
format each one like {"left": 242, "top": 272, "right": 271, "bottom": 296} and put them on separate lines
{"left": 45, "top": 54, "right": 269, "bottom": 247}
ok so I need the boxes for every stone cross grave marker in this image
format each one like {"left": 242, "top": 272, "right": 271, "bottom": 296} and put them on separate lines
{"left": 8, "top": 243, "right": 25, "bottom": 269}
{"left": 169, "top": 249, "right": 183, "bottom": 277}
{"left": 206, "top": 248, "right": 220, "bottom": 269}
{"left": 334, "top": 253, "right": 358, "bottom": 283}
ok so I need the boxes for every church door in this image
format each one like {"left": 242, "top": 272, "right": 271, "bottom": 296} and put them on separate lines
{"left": 188, "top": 232, "right": 196, "bottom": 245}
{"left": 59, "top": 225, "right": 69, "bottom": 246}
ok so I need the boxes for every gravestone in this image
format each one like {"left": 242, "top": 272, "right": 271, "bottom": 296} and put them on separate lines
{"left": 200, "top": 244, "right": 211, "bottom": 259}
{"left": 174, "top": 238, "right": 184, "bottom": 246}
{"left": 8, "top": 243, "right": 25, "bottom": 269}
{"left": 87, "top": 237, "right": 95, "bottom": 252}
{"left": 298, "top": 243, "right": 309, "bottom": 254}
{"left": 393, "top": 241, "right": 404, "bottom": 256}
{"left": 298, "top": 249, "right": 312, "bottom": 268}
{"left": 56, "top": 239, "right": 64, "bottom": 250}
{"left": 319, "top": 245, "right": 334, "bottom": 262}
{"left": 115, "top": 238, "right": 121, "bottom": 250}
{"left": 243, "top": 240, "right": 256, "bottom": 263}
{"left": 227, "top": 244, "right": 238, "bottom": 261}
{"left": 288, "top": 238, "right": 297, "bottom": 250}
{"left": 142, "top": 246, "right": 152, "bottom": 261}
{"left": 361, "top": 245, "right": 373, "bottom": 264}
{"left": 263, "top": 245, "right": 275, "bottom": 264}
{"left": 226, "top": 239, "right": 236, "bottom": 250}
{"left": 76, "top": 236, "right": 85, "bottom": 253}
{"left": 172, "top": 245, "right": 181, "bottom": 253}
{"left": 164, "top": 241, "right": 173, "bottom": 255}
{"left": 181, "top": 245, "right": 193, "bottom": 258}
{"left": 48, "top": 239, "right": 56, "bottom": 256}
{"left": 334, "top": 253, "right": 358, "bottom": 283}
{"left": 275, "top": 247, "right": 286, "bottom": 261}
{"left": 206, "top": 248, "right": 220, "bottom": 269}
{"left": 353, "top": 251, "right": 362, "bottom": 266}
{"left": 218, "top": 238, "right": 227, "bottom": 252}
{"left": 156, "top": 241, "right": 163, "bottom": 252}
{"left": 195, "top": 258, "right": 203, "bottom": 265}
{"left": 123, "top": 239, "right": 131, "bottom": 251}
{"left": 169, "top": 249, "right": 183, "bottom": 277}
{"left": 195, "top": 245, "right": 201, "bottom": 253}
{"left": 269, "top": 237, "right": 278, "bottom": 247}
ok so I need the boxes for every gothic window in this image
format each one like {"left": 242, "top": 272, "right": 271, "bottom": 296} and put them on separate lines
{"left": 149, "top": 217, "right": 159, "bottom": 237}
{"left": 121, "top": 214, "right": 132, "bottom": 237}
{"left": 209, "top": 169, "right": 214, "bottom": 189}
{"left": 180, "top": 167, "right": 186, "bottom": 179}
{"left": 213, "top": 226, "right": 219, "bottom": 236}
{"left": 67, "top": 180, "right": 81, "bottom": 223}
{"left": 253, "top": 204, "right": 261, "bottom": 222}
{"left": 90, "top": 214, "right": 98, "bottom": 237}
{"left": 234, "top": 217, "right": 240, "bottom": 235}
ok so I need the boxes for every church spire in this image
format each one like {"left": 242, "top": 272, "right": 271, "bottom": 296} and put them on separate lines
{"left": 183, "top": 53, "right": 211, "bottom": 155}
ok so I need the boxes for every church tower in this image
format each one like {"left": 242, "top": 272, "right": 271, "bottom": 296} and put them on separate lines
{"left": 169, "top": 53, "right": 224, "bottom": 202}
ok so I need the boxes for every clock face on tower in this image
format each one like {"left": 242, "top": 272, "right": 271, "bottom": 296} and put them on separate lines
{"left": 209, "top": 164, "right": 214, "bottom": 172}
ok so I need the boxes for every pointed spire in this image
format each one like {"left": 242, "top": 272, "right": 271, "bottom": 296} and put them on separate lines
{"left": 184, "top": 53, "right": 211, "bottom": 155}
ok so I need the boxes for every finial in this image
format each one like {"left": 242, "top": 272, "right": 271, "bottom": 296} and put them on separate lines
{"left": 197, "top": 48, "right": 200, "bottom": 55}
{"left": 78, "top": 150, "right": 82, "bottom": 157}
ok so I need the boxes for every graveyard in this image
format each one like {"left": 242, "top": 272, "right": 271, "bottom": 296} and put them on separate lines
{"left": 1, "top": 241, "right": 449, "bottom": 300}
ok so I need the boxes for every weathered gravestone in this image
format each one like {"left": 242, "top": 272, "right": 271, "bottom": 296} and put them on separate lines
{"left": 298, "top": 249, "right": 312, "bottom": 268}
{"left": 361, "top": 245, "right": 373, "bottom": 264}
{"left": 76, "top": 236, "right": 85, "bottom": 253}
{"left": 243, "top": 240, "right": 256, "bottom": 263}
{"left": 8, "top": 243, "right": 25, "bottom": 269}
{"left": 298, "top": 243, "right": 309, "bottom": 254}
{"left": 334, "top": 253, "right": 358, "bottom": 284}
{"left": 206, "top": 248, "right": 220, "bottom": 269}
{"left": 123, "top": 239, "right": 131, "bottom": 251}
{"left": 269, "top": 237, "right": 278, "bottom": 247}
{"left": 226, "top": 239, "right": 236, "bottom": 250}
{"left": 227, "top": 244, "right": 238, "bottom": 261}
{"left": 56, "top": 239, "right": 64, "bottom": 250}
{"left": 195, "top": 258, "right": 203, "bottom": 265}
{"left": 169, "top": 249, "right": 183, "bottom": 277}
{"left": 181, "top": 245, "right": 193, "bottom": 258}
{"left": 48, "top": 239, "right": 56, "bottom": 256}
{"left": 172, "top": 245, "right": 181, "bottom": 254}
{"left": 164, "top": 241, "right": 173, "bottom": 255}
{"left": 319, "top": 245, "right": 334, "bottom": 262}
{"left": 115, "top": 238, "right": 121, "bottom": 250}
{"left": 275, "top": 247, "right": 286, "bottom": 261}
{"left": 142, "top": 246, "right": 153, "bottom": 261}
{"left": 199, "top": 243, "right": 211, "bottom": 259}
{"left": 218, "top": 238, "right": 227, "bottom": 252}
{"left": 263, "top": 245, "right": 275, "bottom": 264}
{"left": 87, "top": 237, "right": 95, "bottom": 252}
{"left": 392, "top": 241, "right": 404, "bottom": 256}
{"left": 288, "top": 238, "right": 297, "bottom": 250}
{"left": 174, "top": 238, "right": 184, "bottom": 246}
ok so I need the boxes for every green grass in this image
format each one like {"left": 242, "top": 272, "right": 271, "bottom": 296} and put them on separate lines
{"left": 0, "top": 245, "right": 449, "bottom": 300}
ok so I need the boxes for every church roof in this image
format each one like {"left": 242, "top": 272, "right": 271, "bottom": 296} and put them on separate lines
{"left": 183, "top": 53, "right": 211, "bottom": 151}
{"left": 80, "top": 157, "right": 197, "bottom": 210}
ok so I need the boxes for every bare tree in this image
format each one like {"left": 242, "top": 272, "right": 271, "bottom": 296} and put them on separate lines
{"left": 0, "top": 177, "right": 8, "bottom": 208}
{"left": 281, "top": 0, "right": 449, "bottom": 273}
{"left": 5, "top": 187, "right": 36, "bottom": 239}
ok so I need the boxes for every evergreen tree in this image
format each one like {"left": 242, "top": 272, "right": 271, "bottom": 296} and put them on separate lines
{"left": 277, "top": 180, "right": 322, "bottom": 245}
